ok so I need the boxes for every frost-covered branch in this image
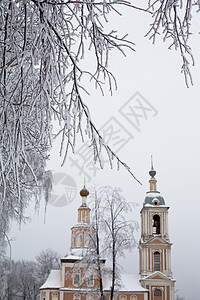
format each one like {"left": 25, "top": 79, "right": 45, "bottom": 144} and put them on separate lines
{"left": 146, "top": 0, "right": 196, "bottom": 87}
{"left": 0, "top": 0, "right": 142, "bottom": 248}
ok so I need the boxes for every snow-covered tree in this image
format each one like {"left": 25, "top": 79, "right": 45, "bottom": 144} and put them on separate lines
{"left": 81, "top": 186, "right": 139, "bottom": 300}
{"left": 0, "top": 259, "right": 39, "bottom": 300}
{"left": 100, "top": 186, "right": 139, "bottom": 300}
{"left": 0, "top": 249, "right": 61, "bottom": 300}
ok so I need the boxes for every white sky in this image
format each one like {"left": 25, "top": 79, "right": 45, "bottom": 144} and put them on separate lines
{"left": 10, "top": 4, "right": 200, "bottom": 300}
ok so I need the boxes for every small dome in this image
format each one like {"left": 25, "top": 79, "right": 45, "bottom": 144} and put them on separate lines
{"left": 80, "top": 186, "right": 89, "bottom": 197}
{"left": 144, "top": 192, "right": 165, "bottom": 206}
{"left": 149, "top": 169, "right": 156, "bottom": 178}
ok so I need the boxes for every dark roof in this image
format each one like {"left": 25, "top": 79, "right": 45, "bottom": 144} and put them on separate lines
{"left": 144, "top": 191, "right": 165, "bottom": 206}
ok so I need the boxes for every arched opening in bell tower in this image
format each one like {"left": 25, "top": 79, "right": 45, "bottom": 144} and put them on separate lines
{"left": 152, "top": 214, "right": 160, "bottom": 234}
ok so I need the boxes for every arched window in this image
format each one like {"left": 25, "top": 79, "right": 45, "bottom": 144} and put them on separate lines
{"left": 87, "top": 274, "right": 94, "bottom": 287}
{"left": 73, "top": 269, "right": 81, "bottom": 286}
{"left": 52, "top": 293, "right": 58, "bottom": 300}
{"left": 86, "top": 294, "right": 93, "bottom": 300}
{"left": 119, "top": 295, "right": 127, "bottom": 300}
{"left": 154, "top": 289, "right": 162, "bottom": 299}
{"left": 74, "top": 294, "right": 81, "bottom": 300}
{"left": 152, "top": 215, "right": 160, "bottom": 234}
{"left": 154, "top": 252, "right": 161, "bottom": 271}
{"left": 84, "top": 232, "right": 90, "bottom": 247}
{"left": 74, "top": 274, "right": 80, "bottom": 286}
{"left": 75, "top": 231, "right": 81, "bottom": 247}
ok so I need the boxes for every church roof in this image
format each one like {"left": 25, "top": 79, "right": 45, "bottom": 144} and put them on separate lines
{"left": 103, "top": 274, "right": 148, "bottom": 292}
{"left": 40, "top": 270, "right": 62, "bottom": 289}
{"left": 40, "top": 270, "right": 148, "bottom": 292}
{"left": 144, "top": 191, "right": 165, "bottom": 206}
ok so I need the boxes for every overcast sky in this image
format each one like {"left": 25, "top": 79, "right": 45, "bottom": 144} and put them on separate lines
{"left": 10, "top": 4, "right": 200, "bottom": 300}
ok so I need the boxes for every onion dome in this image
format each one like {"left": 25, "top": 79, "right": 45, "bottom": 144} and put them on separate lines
{"left": 80, "top": 185, "right": 89, "bottom": 197}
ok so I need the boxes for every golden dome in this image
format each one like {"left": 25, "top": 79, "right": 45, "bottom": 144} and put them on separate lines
{"left": 80, "top": 186, "right": 89, "bottom": 197}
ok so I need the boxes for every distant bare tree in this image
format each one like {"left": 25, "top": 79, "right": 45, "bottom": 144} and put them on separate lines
{"left": 36, "top": 248, "right": 60, "bottom": 284}
{"left": 0, "top": 249, "right": 61, "bottom": 300}
{"left": 0, "top": 259, "right": 39, "bottom": 300}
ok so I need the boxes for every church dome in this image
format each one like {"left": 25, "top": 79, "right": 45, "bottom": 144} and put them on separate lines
{"left": 80, "top": 186, "right": 89, "bottom": 197}
{"left": 144, "top": 191, "right": 165, "bottom": 206}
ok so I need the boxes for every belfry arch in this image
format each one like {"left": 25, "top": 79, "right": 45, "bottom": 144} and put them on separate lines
{"left": 152, "top": 214, "right": 160, "bottom": 234}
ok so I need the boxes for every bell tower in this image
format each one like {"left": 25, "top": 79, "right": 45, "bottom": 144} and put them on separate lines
{"left": 139, "top": 161, "right": 175, "bottom": 300}
{"left": 71, "top": 185, "right": 94, "bottom": 250}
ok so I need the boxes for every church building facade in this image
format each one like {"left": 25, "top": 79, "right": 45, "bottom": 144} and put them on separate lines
{"left": 40, "top": 166, "right": 175, "bottom": 300}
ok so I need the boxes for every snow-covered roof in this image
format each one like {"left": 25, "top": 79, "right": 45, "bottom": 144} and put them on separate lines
{"left": 40, "top": 270, "right": 62, "bottom": 289}
{"left": 144, "top": 192, "right": 165, "bottom": 206}
{"left": 71, "top": 223, "right": 91, "bottom": 228}
{"left": 62, "top": 248, "right": 88, "bottom": 259}
{"left": 141, "top": 271, "right": 176, "bottom": 282}
{"left": 40, "top": 270, "right": 148, "bottom": 293}
{"left": 103, "top": 274, "right": 148, "bottom": 292}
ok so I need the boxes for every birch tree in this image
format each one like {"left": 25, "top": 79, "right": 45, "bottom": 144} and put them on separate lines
{"left": 101, "top": 186, "right": 139, "bottom": 300}
{"left": 82, "top": 186, "right": 138, "bottom": 300}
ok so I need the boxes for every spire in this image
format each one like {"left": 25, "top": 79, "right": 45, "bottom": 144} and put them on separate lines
{"left": 149, "top": 155, "right": 157, "bottom": 192}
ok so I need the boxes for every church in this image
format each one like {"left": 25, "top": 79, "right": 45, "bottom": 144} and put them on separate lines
{"left": 40, "top": 166, "right": 175, "bottom": 300}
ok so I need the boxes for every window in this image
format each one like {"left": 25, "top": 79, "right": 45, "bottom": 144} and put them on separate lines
{"left": 86, "top": 294, "right": 93, "bottom": 300}
{"left": 152, "top": 215, "right": 160, "bottom": 234}
{"left": 84, "top": 232, "right": 90, "bottom": 247}
{"left": 52, "top": 293, "right": 58, "bottom": 300}
{"left": 73, "top": 294, "right": 81, "bottom": 300}
{"left": 75, "top": 231, "right": 81, "bottom": 247}
{"left": 154, "top": 289, "right": 162, "bottom": 296}
{"left": 74, "top": 274, "right": 80, "bottom": 286}
{"left": 73, "top": 269, "right": 81, "bottom": 286}
{"left": 87, "top": 274, "right": 94, "bottom": 287}
{"left": 154, "top": 289, "right": 162, "bottom": 299}
{"left": 119, "top": 295, "right": 127, "bottom": 300}
{"left": 154, "top": 252, "right": 161, "bottom": 271}
{"left": 41, "top": 292, "right": 46, "bottom": 300}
